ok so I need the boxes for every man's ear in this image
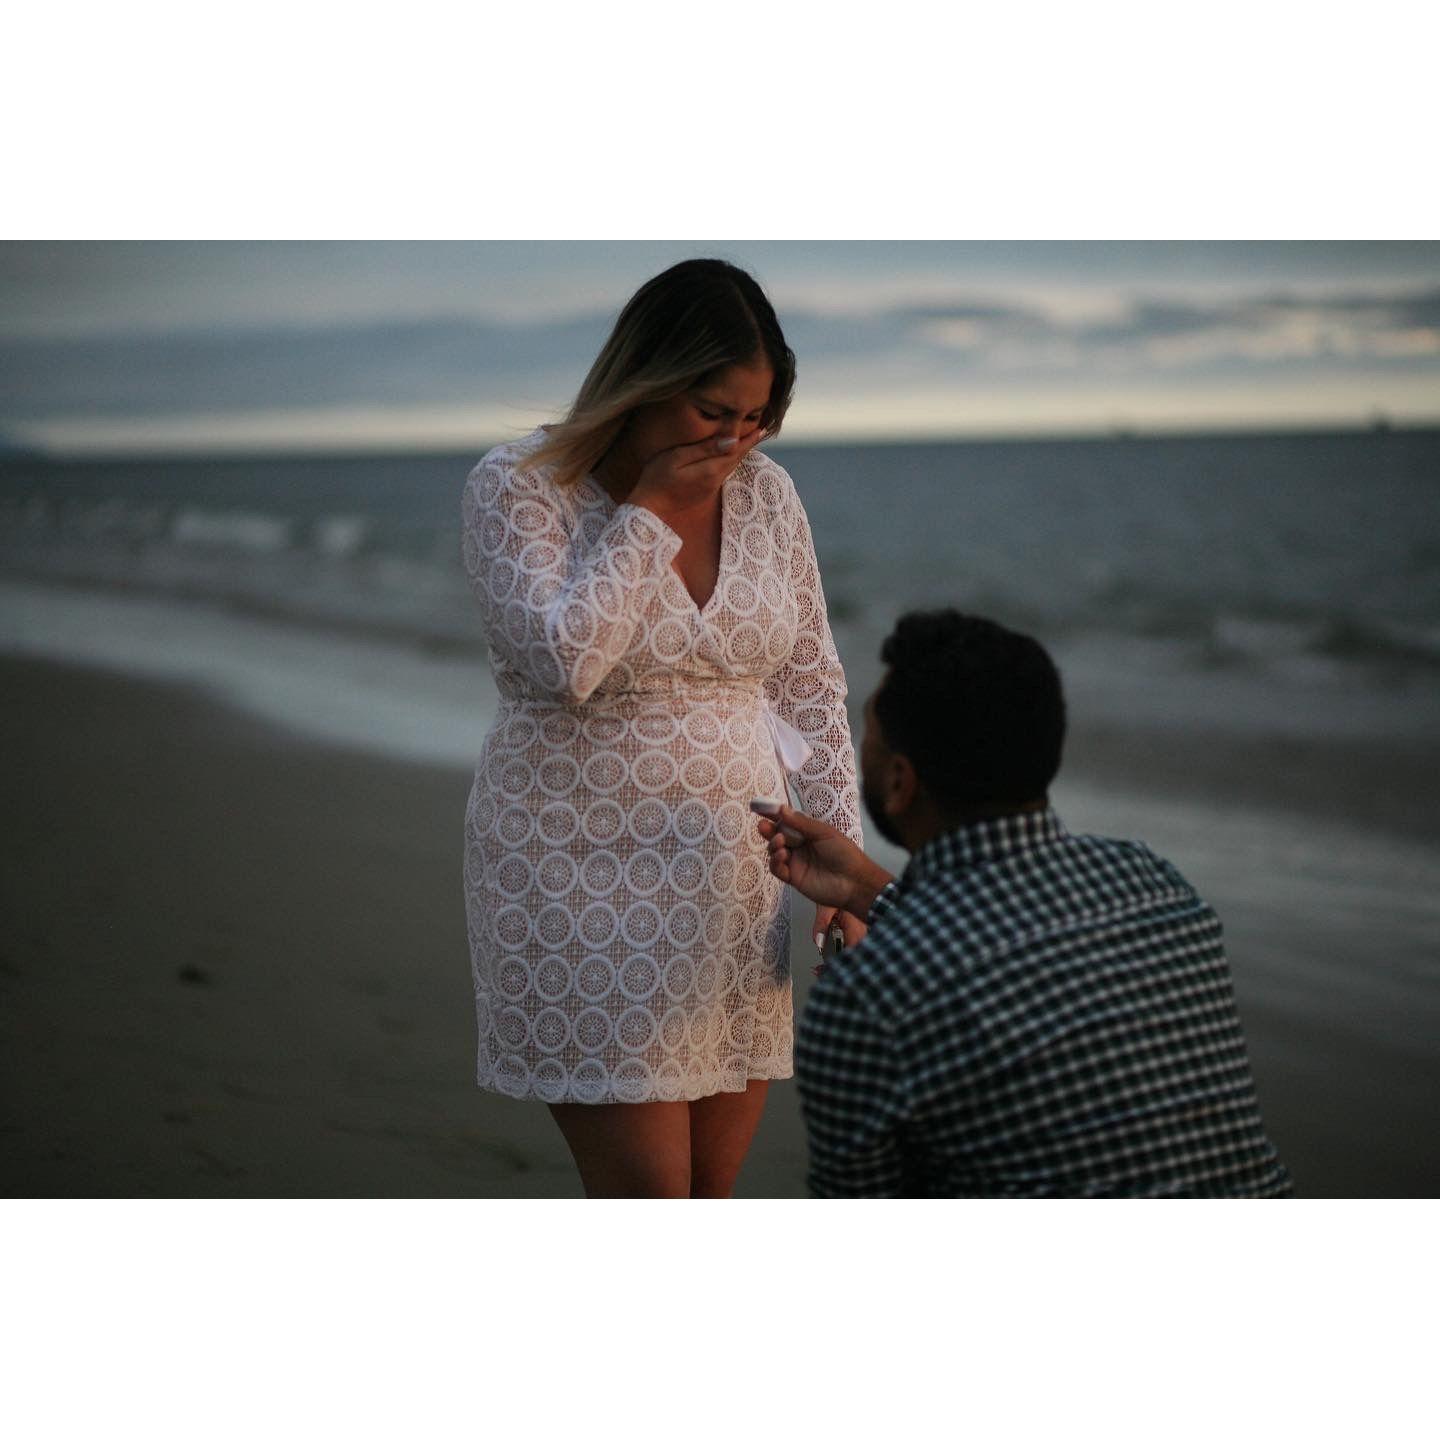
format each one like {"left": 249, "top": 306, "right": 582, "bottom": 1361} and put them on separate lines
{"left": 887, "top": 753, "right": 919, "bottom": 815}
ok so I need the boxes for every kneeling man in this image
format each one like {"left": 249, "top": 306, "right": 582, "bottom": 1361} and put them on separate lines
{"left": 757, "top": 610, "right": 1292, "bottom": 1198}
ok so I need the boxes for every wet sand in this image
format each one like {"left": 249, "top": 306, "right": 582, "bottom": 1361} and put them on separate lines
{"left": 2, "top": 653, "right": 1437, "bottom": 1197}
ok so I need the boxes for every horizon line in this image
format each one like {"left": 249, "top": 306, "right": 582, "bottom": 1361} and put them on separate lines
{"left": 4, "top": 415, "right": 1438, "bottom": 466}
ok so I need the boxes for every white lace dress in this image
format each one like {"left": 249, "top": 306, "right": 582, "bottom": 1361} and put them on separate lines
{"left": 460, "top": 428, "right": 864, "bottom": 1104}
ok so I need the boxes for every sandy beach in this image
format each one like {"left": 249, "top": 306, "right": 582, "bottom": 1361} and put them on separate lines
{"left": 1, "top": 652, "right": 819, "bottom": 1197}
{"left": 3, "top": 630, "right": 1437, "bottom": 1198}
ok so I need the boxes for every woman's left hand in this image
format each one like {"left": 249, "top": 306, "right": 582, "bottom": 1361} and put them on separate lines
{"left": 812, "top": 905, "right": 868, "bottom": 978}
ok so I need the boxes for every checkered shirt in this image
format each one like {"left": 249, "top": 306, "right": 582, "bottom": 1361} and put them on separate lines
{"left": 795, "top": 809, "right": 1293, "bottom": 1198}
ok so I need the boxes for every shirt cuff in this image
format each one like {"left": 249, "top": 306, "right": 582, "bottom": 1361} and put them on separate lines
{"left": 866, "top": 880, "right": 900, "bottom": 927}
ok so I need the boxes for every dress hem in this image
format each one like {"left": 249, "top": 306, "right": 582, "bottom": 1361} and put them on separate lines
{"left": 475, "top": 1063, "right": 794, "bottom": 1105}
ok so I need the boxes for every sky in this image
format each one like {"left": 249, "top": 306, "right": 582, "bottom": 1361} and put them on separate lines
{"left": 2, "top": 241, "right": 1439, "bottom": 454}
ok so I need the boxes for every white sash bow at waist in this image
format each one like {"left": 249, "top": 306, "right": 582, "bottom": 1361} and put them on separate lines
{"left": 761, "top": 701, "right": 813, "bottom": 776}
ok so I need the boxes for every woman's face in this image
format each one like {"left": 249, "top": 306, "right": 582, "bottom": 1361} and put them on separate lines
{"left": 625, "top": 358, "right": 775, "bottom": 462}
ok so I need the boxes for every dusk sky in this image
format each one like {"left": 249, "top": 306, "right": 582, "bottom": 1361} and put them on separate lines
{"left": 3, "top": 241, "right": 1438, "bottom": 453}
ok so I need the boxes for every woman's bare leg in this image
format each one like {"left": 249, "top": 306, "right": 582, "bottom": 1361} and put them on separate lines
{"left": 547, "top": 1100, "right": 691, "bottom": 1198}
{"left": 689, "top": 1080, "right": 770, "bottom": 1198}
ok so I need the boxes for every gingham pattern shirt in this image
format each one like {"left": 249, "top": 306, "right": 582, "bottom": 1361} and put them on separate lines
{"left": 795, "top": 810, "right": 1293, "bottom": 1198}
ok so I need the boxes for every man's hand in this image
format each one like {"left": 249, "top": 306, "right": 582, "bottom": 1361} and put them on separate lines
{"left": 755, "top": 805, "right": 893, "bottom": 922}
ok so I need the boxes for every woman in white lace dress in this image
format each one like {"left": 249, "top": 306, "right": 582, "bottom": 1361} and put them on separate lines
{"left": 461, "top": 259, "right": 866, "bottom": 1197}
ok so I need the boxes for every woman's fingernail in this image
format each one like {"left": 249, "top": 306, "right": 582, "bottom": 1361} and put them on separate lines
{"left": 813, "top": 932, "right": 825, "bottom": 952}
{"left": 717, "top": 437, "right": 738, "bottom": 452}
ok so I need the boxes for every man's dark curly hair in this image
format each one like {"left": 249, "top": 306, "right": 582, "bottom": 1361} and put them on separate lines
{"left": 873, "top": 610, "right": 1066, "bottom": 808}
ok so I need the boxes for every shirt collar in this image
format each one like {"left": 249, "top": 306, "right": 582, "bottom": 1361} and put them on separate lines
{"left": 902, "top": 808, "right": 1067, "bottom": 884}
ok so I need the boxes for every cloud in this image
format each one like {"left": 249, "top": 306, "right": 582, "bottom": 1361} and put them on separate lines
{"left": 0, "top": 313, "right": 614, "bottom": 419}
{"left": 790, "top": 288, "right": 1440, "bottom": 376}
{"left": 1, "top": 282, "right": 1437, "bottom": 437}
{"left": 1075, "top": 288, "right": 1440, "bottom": 368}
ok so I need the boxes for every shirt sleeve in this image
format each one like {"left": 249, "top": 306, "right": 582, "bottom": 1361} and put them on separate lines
{"left": 461, "top": 452, "right": 682, "bottom": 704}
{"left": 795, "top": 966, "right": 909, "bottom": 1198}
{"left": 762, "top": 465, "right": 866, "bottom": 849}
{"left": 866, "top": 881, "right": 901, "bottom": 927}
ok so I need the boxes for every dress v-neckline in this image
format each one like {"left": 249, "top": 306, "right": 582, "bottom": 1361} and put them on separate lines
{"left": 585, "top": 468, "right": 731, "bottom": 620}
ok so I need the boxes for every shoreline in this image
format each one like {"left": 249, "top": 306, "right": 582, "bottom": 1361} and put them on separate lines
{"left": 6, "top": 573, "right": 1438, "bottom": 847}
{"left": 3, "top": 648, "right": 1438, "bottom": 1197}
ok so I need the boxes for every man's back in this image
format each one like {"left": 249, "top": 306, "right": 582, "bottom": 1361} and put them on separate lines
{"left": 795, "top": 810, "right": 1293, "bottom": 1197}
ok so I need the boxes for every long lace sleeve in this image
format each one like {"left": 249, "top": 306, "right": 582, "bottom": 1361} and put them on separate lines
{"left": 462, "top": 453, "right": 682, "bottom": 704}
{"left": 763, "top": 469, "right": 865, "bottom": 848}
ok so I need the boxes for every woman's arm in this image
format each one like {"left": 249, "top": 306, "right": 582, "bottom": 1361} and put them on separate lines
{"left": 461, "top": 452, "right": 681, "bottom": 704}
{"left": 761, "top": 464, "right": 866, "bottom": 851}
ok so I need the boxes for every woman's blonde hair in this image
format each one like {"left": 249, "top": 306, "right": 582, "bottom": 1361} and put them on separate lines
{"left": 523, "top": 258, "right": 797, "bottom": 490}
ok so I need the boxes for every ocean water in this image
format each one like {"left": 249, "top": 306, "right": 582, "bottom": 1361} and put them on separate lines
{"left": 2, "top": 428, "right": 1439, "bottom": 747}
